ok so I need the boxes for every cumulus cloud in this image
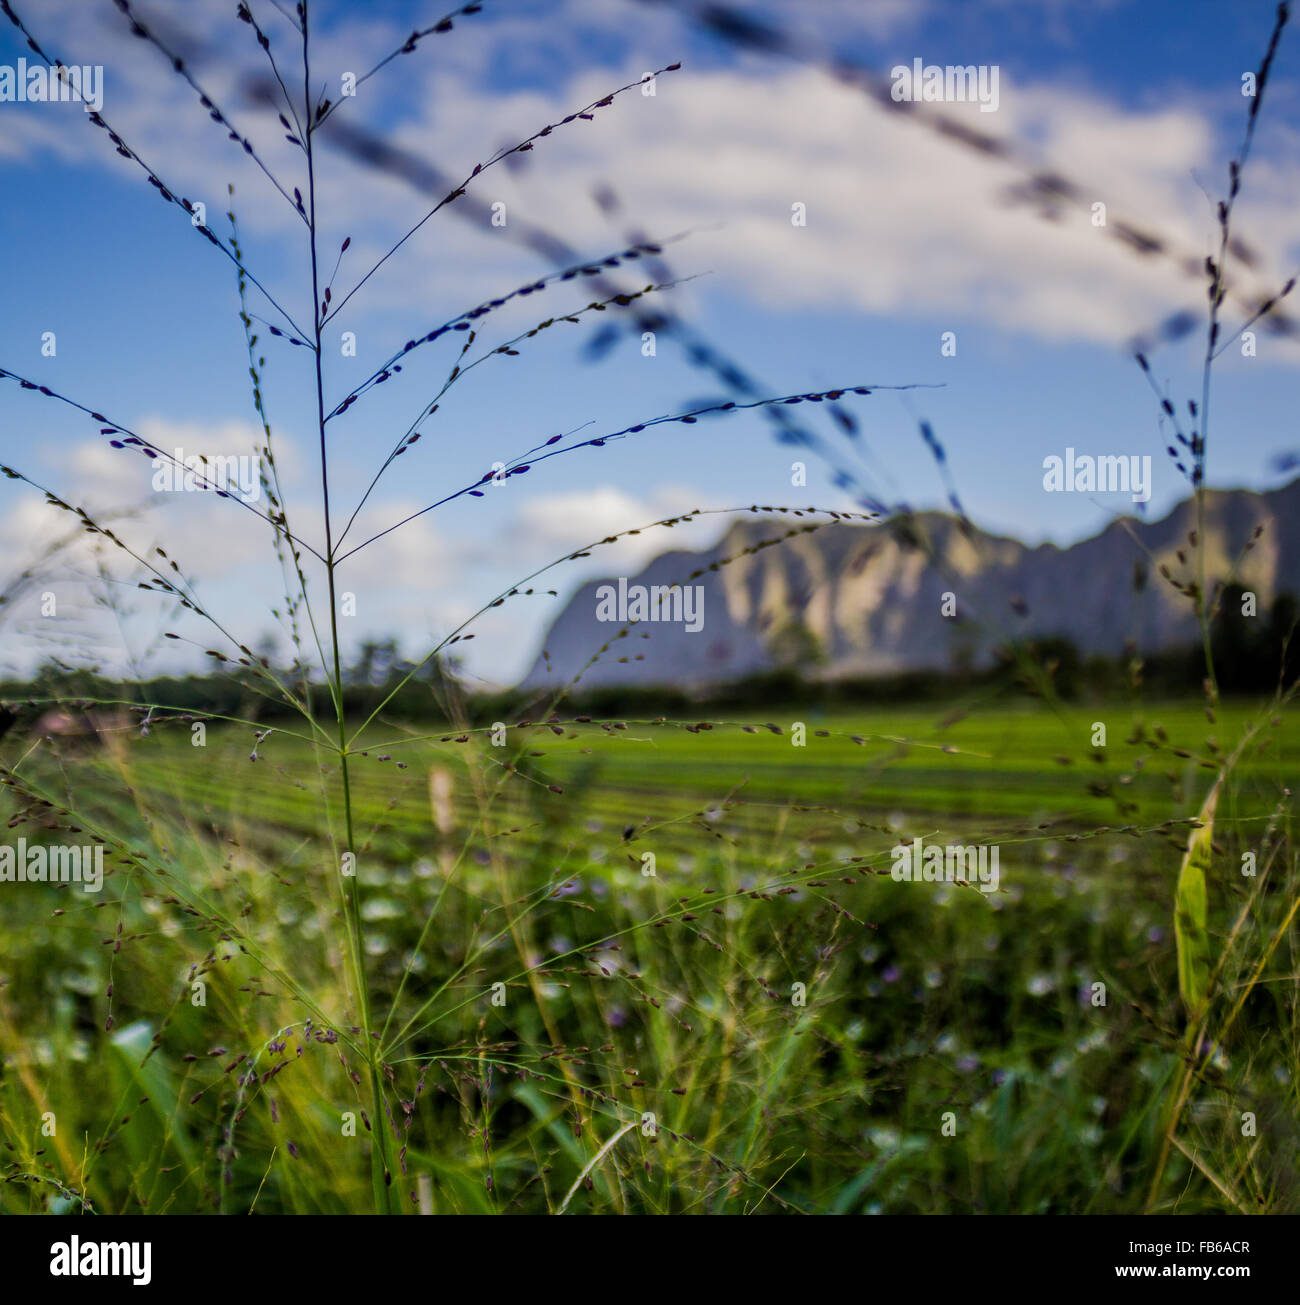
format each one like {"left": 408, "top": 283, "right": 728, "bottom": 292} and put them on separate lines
{"left": 0, "top": 417, "right": 291, "bottom": 674}
{"left": 512, "top": 483, "right": 717, "bottom": 557}
{"left": 3, "top": 0, "right": 1296, "bottom": 347}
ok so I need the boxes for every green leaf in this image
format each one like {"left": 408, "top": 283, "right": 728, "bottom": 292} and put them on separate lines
{"left": 1175, "top": 781, "right": 1218, "bottom": 1018}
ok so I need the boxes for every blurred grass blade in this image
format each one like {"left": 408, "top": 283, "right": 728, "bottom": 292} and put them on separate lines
{"left": 1175, "top": 780, "right": 1219, "bottom": 1018}
{"left": 558, "top": 1119, "right": 637, "bottom": 1214}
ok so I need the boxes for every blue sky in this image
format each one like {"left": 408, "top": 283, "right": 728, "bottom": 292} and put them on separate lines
{"left": 0, "top": 0, "right": 1297, "bottom": 686}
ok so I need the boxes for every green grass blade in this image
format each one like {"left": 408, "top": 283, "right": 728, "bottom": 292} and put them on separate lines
{"left": 1174, "top": 781, "right": 1218, "bottom": 1019}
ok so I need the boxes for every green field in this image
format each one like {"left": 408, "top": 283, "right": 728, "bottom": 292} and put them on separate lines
{"left": 0, "top": 695, "right": 1295, "bottom": 1214}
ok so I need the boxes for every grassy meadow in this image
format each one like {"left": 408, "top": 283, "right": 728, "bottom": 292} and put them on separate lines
{"left": 1, "top": 693, "right": 1295, "bottom": 1214}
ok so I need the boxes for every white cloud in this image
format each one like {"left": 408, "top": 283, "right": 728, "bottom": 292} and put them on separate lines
{"left": 3, "top": 0, "right": 1296, "bottom": 347}
{"left": 514, "top": 483, "right": 711, "bottom": 553}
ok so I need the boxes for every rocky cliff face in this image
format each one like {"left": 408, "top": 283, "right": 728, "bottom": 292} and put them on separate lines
{"left": 520, "top": 481, "right": 1300, "bottom": 689}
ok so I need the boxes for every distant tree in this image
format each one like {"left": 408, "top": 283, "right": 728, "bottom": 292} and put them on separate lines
{"left": 1212, "top": 584, "right": 1299, "bottom": 693}
{"left": 346, "top": 637, "right": 401, "bottom": 687}
{"left": 767, "top": 619, "right": 827, "bottom": 673}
